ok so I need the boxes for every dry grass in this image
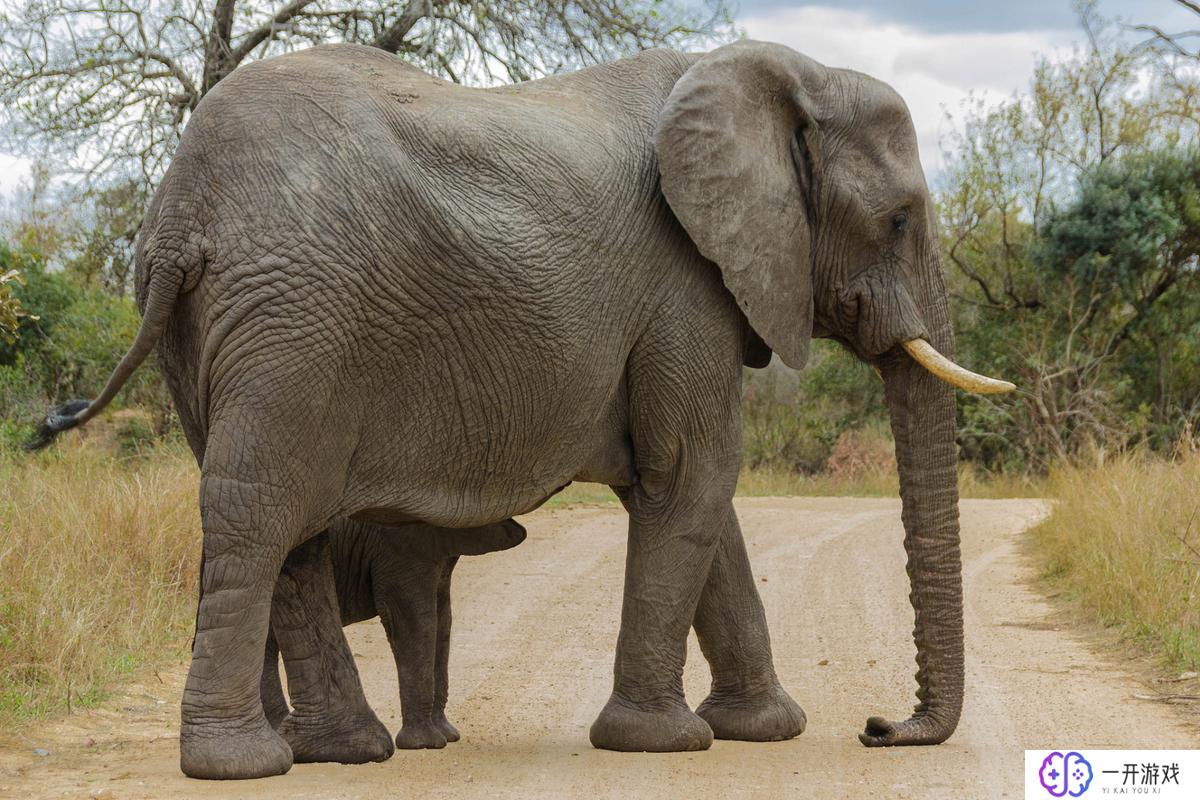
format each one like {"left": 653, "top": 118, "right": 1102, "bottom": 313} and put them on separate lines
{"left": 956, "top": 463, "right": 1046, "bottom": 499}
{"left": 1029, "top": 442, "right": 1200, "bottom": 671}
{"left": 735, "top": 466, "right": 899, "bottom": 497}
{"left": 0, "top": 434, "right": 200, "bottom": 727}
{"left": 736, "top": 463, "right": 1043, "bottom": 499}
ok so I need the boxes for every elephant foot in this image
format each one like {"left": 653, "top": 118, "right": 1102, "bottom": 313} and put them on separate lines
{"left": 589, "top": 693, "right": 713, "bottom": 752}
{"left": 278, "top": 708, "right": 395, "bottom": 764}
{"left": 696, "top": 683, "right": 806, "bottom": 742}
{"left": 433, "top": 711, "right": 461, "bottom": 743}
{"left": 180, "top": 720, "right": 293, "bottom": 780}
{"left": 395, "top": 718, "right": 449, "bottom": 750}
{"left": 858, "top": 714, "right": 954, "bottom": 747}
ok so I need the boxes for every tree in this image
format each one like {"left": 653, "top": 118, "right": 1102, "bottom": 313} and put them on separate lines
{"left": 1131, "top": 0, "right": 1200, "bottom": 128}
{"left": 1034, "top": 149, "right": 1200, "bottom": 437}
{"left": 0, "top": 1, "right": 733, "bottom": 189}
{"left": 0, "top": 159, "right": 144, "bottom": 299}
{"left": 1134, "top": 0, "right": 1200, "bottom": 60}
{"left": 938, "top": 9, "right": 1200, "bottom": 469}
{"left": 0, "top": 161, "right": 72, "bottom": 261}
{"left": 64, "top": 181, "right": 148, "bottom": 298}
{"left": 741, "top": 340, "right": 886, "bottom": 474}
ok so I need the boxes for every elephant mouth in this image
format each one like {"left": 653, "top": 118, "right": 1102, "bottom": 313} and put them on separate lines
{"left": 901, "top": 338, "right": 1015, "bottom": 395}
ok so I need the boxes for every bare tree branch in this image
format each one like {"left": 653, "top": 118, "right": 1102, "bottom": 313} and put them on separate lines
{"left": 0, "top": 0, "right": 733, "bottom": 197}
{"left": 201, "top": 0, "right": 237, "bottom": 94}
{"left": 1175, "top": 0, "right": 1200, "bottom": 17}
{"left": 374, "top": 0, "right": 431, "bottom": 54}
{"left": 228, "top": 0, "right": 319, "bottom": 66}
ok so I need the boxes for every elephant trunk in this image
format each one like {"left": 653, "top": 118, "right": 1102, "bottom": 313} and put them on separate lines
{"left": 860, "top": 244, "right": 964, "bottom": 747}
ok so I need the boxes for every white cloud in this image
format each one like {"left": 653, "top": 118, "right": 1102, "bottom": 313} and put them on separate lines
{"left": 741, "top": 5, "right": 1079, "bottom": 176}
{"left": 0, "top": 154, "right": 30, "bottom": 194}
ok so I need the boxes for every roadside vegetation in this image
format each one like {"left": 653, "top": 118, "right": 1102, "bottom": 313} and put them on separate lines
{"left": 1031, "top": 441, "right": 1200, "bottom": 672}
{"left": 0, "top": 435, "right": 199, "bottom": 726}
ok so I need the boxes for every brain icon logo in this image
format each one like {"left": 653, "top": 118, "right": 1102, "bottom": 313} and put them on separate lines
{"left": 1039, "top": 751, "right": 1094, "bottom": 797}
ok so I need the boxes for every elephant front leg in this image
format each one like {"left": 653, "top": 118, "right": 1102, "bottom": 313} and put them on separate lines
{"left": 692, "top": 506, "right": 806, "bottom": 742}
{"left": 272, "top": 532, "right": 394, "bottom": 765}
{"left": 588, "top": 487, "right": 728, "bottom": 752}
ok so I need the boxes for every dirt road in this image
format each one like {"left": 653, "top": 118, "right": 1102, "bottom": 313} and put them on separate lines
{"left": 2, "top": 498, "right": 1196, "bottom": 799}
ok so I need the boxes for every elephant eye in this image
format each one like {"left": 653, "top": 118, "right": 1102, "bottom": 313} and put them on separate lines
{"left": 890, "top": 209, "right": 909, "bottom": 232}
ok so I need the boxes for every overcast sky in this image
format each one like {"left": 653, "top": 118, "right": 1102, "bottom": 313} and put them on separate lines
{"left": 0, "top": 1, "right": 1195, "bottom": 193}
{"left": 737, "top": 0, "right": 1196, "bottom": 174}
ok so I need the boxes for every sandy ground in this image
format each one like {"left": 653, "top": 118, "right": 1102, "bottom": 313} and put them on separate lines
{"left": 1, "top": 497, "right": 1197, "bottom": 799}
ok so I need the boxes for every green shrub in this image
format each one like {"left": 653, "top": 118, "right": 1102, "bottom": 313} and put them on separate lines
{"left": 741, "top": 340, "right": 886, "bottom": 474}
{"left": 0, "top": 243, "right": 174, "bottom": 439}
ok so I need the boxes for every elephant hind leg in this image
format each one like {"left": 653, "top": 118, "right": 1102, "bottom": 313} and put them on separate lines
{"left": 181, "top": 412, "right": 366, "bottom": 779}
{"left": 272, "top": 531, "right": 394, "bottom": 765}
{"left": 180, "top": 473, "right": 297, "bottom": 780}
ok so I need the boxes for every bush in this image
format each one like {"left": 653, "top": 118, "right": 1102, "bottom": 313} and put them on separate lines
{"left": 1, "top": 266, "right": 36, "bottom": 344}
{"left": 0, "top": 243, "right": 175, "bottom": 437}
{"left": 825, "top": 426, "right": 895, "bottom": 480}
{"left": 741, "top": 339, "right": 886, "bottom": 474}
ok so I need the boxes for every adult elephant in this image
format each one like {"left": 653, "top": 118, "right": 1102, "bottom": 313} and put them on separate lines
{"left": 34, "top": 40, "right": 1013, "bottom": 779}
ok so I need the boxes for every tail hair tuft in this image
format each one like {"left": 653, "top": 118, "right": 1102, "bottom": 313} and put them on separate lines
{"left": 24, "top": 399, "right": 92, "bottom": 451}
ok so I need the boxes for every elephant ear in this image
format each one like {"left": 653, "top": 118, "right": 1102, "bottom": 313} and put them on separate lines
{"left": 656, "top": 40, "right": 827, "bottom": 370}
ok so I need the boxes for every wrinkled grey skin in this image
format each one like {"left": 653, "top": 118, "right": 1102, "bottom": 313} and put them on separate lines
{"left": 260, "top": 517, "right": 526, "bottom": 754}
{"left": 40, "top": 39, "right": 965, "bottom": 779}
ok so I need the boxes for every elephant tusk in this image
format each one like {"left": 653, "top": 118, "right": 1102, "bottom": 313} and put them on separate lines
{"left": 901, "top": 339, "right": 1016, "bottom": 395}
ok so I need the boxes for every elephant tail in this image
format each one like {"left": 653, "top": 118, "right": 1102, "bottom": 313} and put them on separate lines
{"left": 25, "top": 268, "right": 185, "bottom": 451}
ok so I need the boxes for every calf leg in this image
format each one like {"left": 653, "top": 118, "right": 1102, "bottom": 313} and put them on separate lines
{"left": 432, "top": 558, "right": 461, "bottom": 743}
{"left": 260, "top": 630, "right": 289, "bottom": 729}
{"left": 374, "top": 551, "right": 447, "bottom": 749}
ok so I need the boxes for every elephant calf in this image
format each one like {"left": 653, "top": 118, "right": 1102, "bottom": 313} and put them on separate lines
{"left": 261, "top": 517, "right": 526, "bottom": 752}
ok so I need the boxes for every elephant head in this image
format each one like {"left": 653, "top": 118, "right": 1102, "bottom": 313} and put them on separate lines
{"left": 656, "top": 40, "right": 1014, "bottom": 747}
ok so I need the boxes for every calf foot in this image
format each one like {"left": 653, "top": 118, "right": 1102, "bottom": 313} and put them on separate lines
{"left": 395, "top": 718, "right": 449, "bottom": 750}
{"left": 180, "top": 719, "right": 293, "bottom": 780}
{"left": 696, "top": 682, "right": 806, "bottom": 742}
{"left": 278, "top": 708, "right": 394, "bottom": 764}
{"left": 589, "top": 693, "right": 713, "bottom": 752}
{"left": 432, "top": 711, "right": 461, "bottom": 743}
